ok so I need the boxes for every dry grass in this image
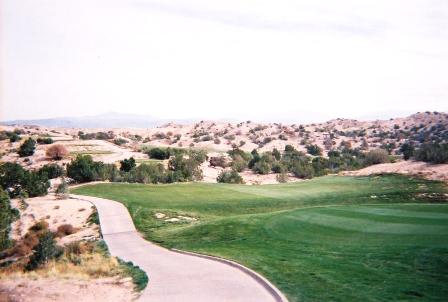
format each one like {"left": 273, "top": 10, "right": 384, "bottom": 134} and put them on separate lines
{"left": 0, "top": 242, "right": 123, "bottom": 281}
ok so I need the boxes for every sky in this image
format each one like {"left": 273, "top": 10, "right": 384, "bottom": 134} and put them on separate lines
{"left": 1, "top": 0, "right": 448, "bottom": 122}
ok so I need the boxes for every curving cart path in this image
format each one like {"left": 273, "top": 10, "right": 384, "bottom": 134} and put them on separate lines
{"left": 70, "top": 194, "right": 288, "bottom": 302}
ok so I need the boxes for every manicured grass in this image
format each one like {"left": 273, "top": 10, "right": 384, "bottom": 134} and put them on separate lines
{"left": 72, "top": 175, "right": 448, "bottom": 301}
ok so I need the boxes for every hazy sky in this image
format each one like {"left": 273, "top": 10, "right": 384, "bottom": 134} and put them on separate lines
{"left": 1, "top": 0, "right": 448, "bottom": 122}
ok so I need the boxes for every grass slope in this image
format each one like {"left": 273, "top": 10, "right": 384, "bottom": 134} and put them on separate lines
{"left": 72, "top": 175, "right": 448, "bottom": 301}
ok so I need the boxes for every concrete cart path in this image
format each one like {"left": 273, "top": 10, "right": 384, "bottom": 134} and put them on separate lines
{"left": 70, "top": 194, "right": 288, "bottom": 302}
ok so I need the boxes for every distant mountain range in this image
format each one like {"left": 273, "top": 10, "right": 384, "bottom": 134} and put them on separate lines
{"left": 1, "top": 112, "right": 197, "bottom": 128}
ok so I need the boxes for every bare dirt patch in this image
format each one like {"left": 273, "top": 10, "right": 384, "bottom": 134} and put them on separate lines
{"left": 0, "top": 276, "right": 136, "bottom": 302}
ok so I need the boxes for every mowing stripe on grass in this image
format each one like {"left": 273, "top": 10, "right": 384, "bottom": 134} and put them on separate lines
{"left": 284, "top": 211, "right": 448, "bottom": 235}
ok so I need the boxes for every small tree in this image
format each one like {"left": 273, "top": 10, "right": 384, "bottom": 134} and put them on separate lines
{"left": 26, "top": 231, "right": 62, "bottom": 270}
{"left": 66, "top": 155, "right": 95, "bottom": 182}
{"left": 18, "top": 138, "right": 36, "bottom": 157}
{"left": 120, "top": 157, "right": 136, "bottom": 172}
{"left": 399, "top": 142, "right": 414, "bottom": 160}
{"left": 46, "top": 144, "right": 69, "bottom": 160}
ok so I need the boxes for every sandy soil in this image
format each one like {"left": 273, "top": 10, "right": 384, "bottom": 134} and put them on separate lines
{"left": 0, "top": 277, "right": 136, "bottom": 302}
{"left": 10, "top": 195, "right": 99, "bottom": 245}
{"left": 342, "top": 160, "right": 448, "bottom": 182}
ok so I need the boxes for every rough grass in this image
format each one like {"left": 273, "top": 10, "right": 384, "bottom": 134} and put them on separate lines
{"left": 69, "top": 151, "right": 113, "bottom": 156}
{"left": 118, "top": 259, "right": 149, "bottom": 292}
{"left": 72, "top": 175, "right": 448, "bottom": 301}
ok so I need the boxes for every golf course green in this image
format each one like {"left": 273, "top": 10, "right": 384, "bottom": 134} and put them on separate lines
{"left": 72, "top": 175, "right": 448, "bottom": 301}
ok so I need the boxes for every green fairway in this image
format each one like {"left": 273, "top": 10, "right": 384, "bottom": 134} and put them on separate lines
{"left": 72, "top": 175, "right": 448, "bottom": 301}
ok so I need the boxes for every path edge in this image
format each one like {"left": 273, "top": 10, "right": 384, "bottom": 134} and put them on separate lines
{"left": 171, "top": 248, "right": 289, "bottom": 302}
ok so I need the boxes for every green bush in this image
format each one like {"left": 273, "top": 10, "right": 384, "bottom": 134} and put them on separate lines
{"left": 26, "top": 231, "right": 62, "bottom": 270}
{"left": 120, "top": 157, "right": 136, "bottom": 172}
{"left": 306, "top": 144, "right": 322, "bottom": 156}
{"left": 231, "top": 155, "right": 248, "bottom": 172}
{"left": 252, "top": 159, "right": 272, "bottom": 175}
{"left": 67, "top": 155, "right": 117, "bottom": 183}
{"left": 290, "top": 159, "right": 314, "bottom": 179}
{"left": 147, "top": 147, "right": 169, "bottom": 159}
{"left": 0, "top": 163, "right": 49, "bottom": 197}
{"left": 217, "top": 170, "right": 244, "bottom": 184}
{"left": 22, "top": 172, "right": 50, "bottom": 197}
{"left": 414, "top": 143, "right": 448, "bottom": 164}
{"left": 18, "top": 138, "right": 36, "bottom": 157}
{"left": 118, "top": 259, "right": 149, "bottom": 292}
{"left": 168, "top": 154, "right": 203, "bottom": 181}
{"left": 38, "top": 164, "right": 64, "bottom": 179}
{"left": 8, "top": 132, "right": 21, "bottom": 142}
{"left": 37, "top": 137, "right": 53, "bottom": 144}
{"left": 399, "top": 142, "right": 415, "bottom": 160}
{"left": 0, "top": 188, "right": 14, "bottom": 251}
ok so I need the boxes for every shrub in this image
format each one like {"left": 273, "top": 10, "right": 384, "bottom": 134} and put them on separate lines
{"left": 312, "top": 157, "right": 329, "bottom": 176}
{"left": 272, "top": 148, "right": 281, "bottom": 160}
{"left": 252, "top": 160, "right": 271, "bottom": 175}
{"left": 414, "top": 143, "right": 448, "bottom": 164}
{"left": 22, "top": 172, "right": 50, "bottom": 197}
{"left": 0, "top": 162, "right": 26, "bottom": 195}
{"left": 18, "top": 138, "right": 36, "bottom": 157}
{"left": 272, "top": 162, "right": 286, "bottom": 173}
{"left": 145, "top": 147, "right": 183, "bottom": 160}
{"left": 26, "top": 231, "right": 62, "bottom": 270}
{"left": 46, "top": 144, "right": 69, "bottom": 160}
{"left": 0, "top": 163, "right": 49, "bottom": 197}
{"left": 119, "top": 260, "right": 149, "bottom": 292}
{"left": 217, "top": 170, "right": 244, "bottom": 184}
{"left": 8, "top": 132, "right": 21, "bottom": 142}
{"left": 56, "top": 224, "right": 75, "bottom": 237}
{"left": 290, "top": 159, "right": 314, "bottom": 179}
{"left": 55, "top": 178, "right": 69, "bottom": 199}
{"left": 399, "top": 142, "right": 415, "bottom": 160}
{"left": 364, "top": 149, "right": 390, "bottom": 165}
{"left": 29, "top": 220, "right": 49, "bottom": 233}
{"left": 67, "top": 155, "right": 96, "bottom": 182}
{"left": 306, "top": 144, "right": 322, "bottom": 156}
{"left": 38, "top": 164, "right": 64, "bottom": 179}
{"left": 37, "top": 137, "right": 53, "bottom": 144}
{"left": 168, "top": 154, "right": 203, "bottom": 181}
{"left": 66, "top": 155, "right": 119, "bottom": 183}
{"left": 276, "top": 172, "right": 288, "bottom": 183}
{"left": 120, "top": 157, "right": 136, "bottom": 172}
{"left": 113, "top": 138, "right": 128, "bottom": 146}
{"left": 209, "top": 156, "right": 229, "bottom": 168}
{"left": 0, "top": 188, "right": 14, "bottom": 250}
{"left": 231, "top": 155, "right": 248, "bottom": 172}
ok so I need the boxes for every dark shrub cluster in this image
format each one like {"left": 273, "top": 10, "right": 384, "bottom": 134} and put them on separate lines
{"left": 414, "top": 143, "right": 448, "bottom": 164}
{"left": 67, "top": 155, "right": 118, "bottom": 183}
{"left": 217, "top": 170, "right": 244, "bottom": 184}
{"left": 0, "top": 163, "right": 50, "bottom": 198}
{"left": 18, "top": 138, "right": 36, "bottom": 157}
{"left": 37, "top": 137, "right": 54, "bottom": 144}
{"left": 144, "top": 147, "right": 185, "bottom": 160}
